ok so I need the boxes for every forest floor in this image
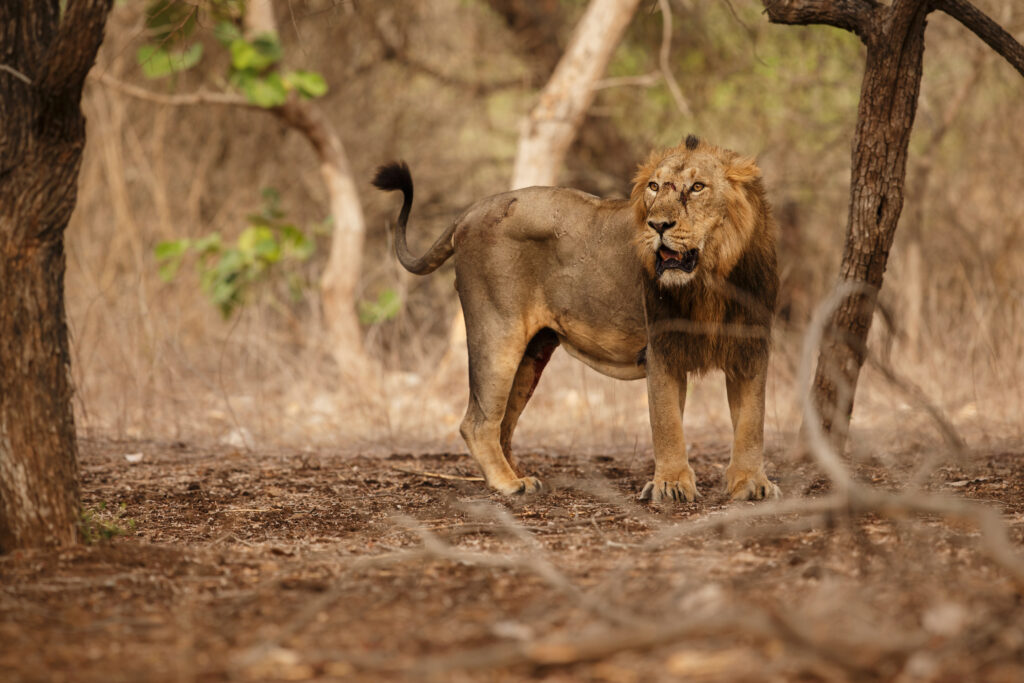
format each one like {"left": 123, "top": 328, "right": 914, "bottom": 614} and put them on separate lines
{"left": 2, "top": 435, "right": 1023, "bottom": 682}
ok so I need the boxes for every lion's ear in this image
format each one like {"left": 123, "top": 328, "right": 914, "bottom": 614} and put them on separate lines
{"left": 725, "top": 156, "right": 761, "bottom": 185}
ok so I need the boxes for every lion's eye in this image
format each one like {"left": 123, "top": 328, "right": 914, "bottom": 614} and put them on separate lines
{"left": 648, "top": 181, "right": 659, "bottom": 192}
{"left": 691, "top": 182, "right": 705, "bottom": 193}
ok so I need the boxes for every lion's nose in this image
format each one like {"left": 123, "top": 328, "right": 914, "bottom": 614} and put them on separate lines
{"left": 647, "top": 220, "right": 676, "bottom": 234}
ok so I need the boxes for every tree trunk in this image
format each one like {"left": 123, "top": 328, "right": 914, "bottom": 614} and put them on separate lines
{"left": 275, "top": 101, "right": 369, "bottom": 366}
{"left": 0, "top": 0, "right": 113, "bottom": 552}
{"left": 510, "top": 0, "right": 643, "bottom": 189}
{"left": 245, "top": 0, "right": 371, "bottom": 366}
{"left": 764, "top": 0, "right": 1024, "bottom": 451}
{"left": 809, "top": 1, "right": 929, "bottom": 446}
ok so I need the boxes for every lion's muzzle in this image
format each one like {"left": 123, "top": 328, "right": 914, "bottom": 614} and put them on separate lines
{"left": 656, "top": 246, "right": 700, "bottom": 276}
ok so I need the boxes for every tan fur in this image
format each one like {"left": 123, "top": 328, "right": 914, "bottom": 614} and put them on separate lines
{"left": 374, "top": 138, "right": 780, "bottom": 501}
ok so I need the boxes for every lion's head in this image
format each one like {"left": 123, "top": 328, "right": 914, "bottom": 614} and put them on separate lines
{"left": 631, "top": 135, "right": 764, "bottom": 288}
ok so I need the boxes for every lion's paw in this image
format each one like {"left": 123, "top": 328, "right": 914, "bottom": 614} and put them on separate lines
{"left": 638, "top": 478, "right": 699, "bottom": 503}
{"left": 494, "top": 476, "right": 545, "bottom": 496}
{"left": 725, "top": 468, "right": 781, "bottom": 501}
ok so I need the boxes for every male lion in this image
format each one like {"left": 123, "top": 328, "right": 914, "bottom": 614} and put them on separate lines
{"left": 373, "top": 135, "right": 780, "bottom": 502}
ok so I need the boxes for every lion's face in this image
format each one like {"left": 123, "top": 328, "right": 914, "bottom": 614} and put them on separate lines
{"left": 632, "top": 139, "right": 761, "bottom": 288}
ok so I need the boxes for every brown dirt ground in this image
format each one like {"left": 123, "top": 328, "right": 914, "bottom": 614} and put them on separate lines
{"left": 2, "top": 435, "right": 1023, "bottom": 682}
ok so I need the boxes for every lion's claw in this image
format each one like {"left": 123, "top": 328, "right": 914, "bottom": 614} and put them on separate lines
{"left": 726, "top": 469, "right": 781, "bottom": 501}
{"left": 496, "top": 476, "right": 545, "bottom": 496}
{"left": 638, "top": 479, "right": 698, "bottom": 503}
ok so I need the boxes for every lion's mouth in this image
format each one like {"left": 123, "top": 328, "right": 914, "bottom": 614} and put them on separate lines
{"left": 656, "top": 246, "right": 699, "bottom": 275}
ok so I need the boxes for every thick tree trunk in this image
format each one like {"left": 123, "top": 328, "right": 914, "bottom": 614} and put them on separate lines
{"left": 0, "top": 0, "right": 113, "bottom": 552}
{"left": 809, "top": 1, "right": 929, "bottom": 446}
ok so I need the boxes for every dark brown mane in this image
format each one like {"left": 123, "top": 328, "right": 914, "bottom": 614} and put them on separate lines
{"left": 644, "top": 201, "right": 778, "bottom": 380}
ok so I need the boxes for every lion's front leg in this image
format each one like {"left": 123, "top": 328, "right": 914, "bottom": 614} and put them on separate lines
{"left": 639, "top": 357, "right": 698, "bottom": 503}
{"left": 724, "top": 367, "right": 780, "bottom": 501}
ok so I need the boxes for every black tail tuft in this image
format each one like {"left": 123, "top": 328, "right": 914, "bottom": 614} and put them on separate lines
{"left": 685, "top": 134, "right": 700, "bottom": 151}
{"left": 372, "top": 161, "right": 412, "bottom": 194}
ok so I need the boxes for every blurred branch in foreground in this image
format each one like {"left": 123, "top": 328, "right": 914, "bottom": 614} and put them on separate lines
{"left": 249, "top": 281, "right": 1024, "bottom": 678}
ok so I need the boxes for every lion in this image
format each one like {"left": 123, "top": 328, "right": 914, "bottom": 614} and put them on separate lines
{"left": 373, "top": 134, "right": 780, "bottom": 502}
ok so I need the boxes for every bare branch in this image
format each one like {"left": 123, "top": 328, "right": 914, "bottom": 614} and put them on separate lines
{"left": 933, "top": 0, "right": 1024, "bottom": 78}
{"left": 592, "top": 0, "right": 692, "bottom": 118}
{"left": 414, "top": 614, "right": 773, "bottom": 673}
{"left": 797, "top": 282, "right": 868, "bottom": 490}
{"left": 359, "top": 10, "right": 526, "bottom": 94}
{"left": 593, "top": 72, "right": 662, "bottom": 90}
{"left": 389, "top": 465, "right": 484, "bottom": 482}
{"left": 761, "top": 0, "right": 877, "bottom": 41}
{"left": 0, "top": 64, "right": 32, "bottom": 85}
{"left": 92, "top": 72, "right": 251, "bottom": 108}
{"left": 657, "top": 0, "right": 692, "bottom": 118}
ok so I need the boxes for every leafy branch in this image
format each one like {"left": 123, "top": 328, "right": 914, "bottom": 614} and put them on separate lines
{"left": 136, "top": 0, "right": 327, "bottom": 106}
{"left": 155, "top": 189, "right": 321, "bottom": 318}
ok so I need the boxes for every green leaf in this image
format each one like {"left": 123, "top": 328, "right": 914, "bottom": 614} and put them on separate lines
{"left": 154, "top": 239, "right": 189, "bottom": 261}
{"left": 158, "top": 259, "right": 182, "bottom": 282}
{"left": 229, "top": 40, "right": 258, "bottom": 70}
{"left": 201, "top": 250, "right": 245, "bottom": 317}
{"left": 284, "top": 70, "right": 328, "bottom": 98}
{"left": 238, "top": 226, "right": 281, "bottom": 264}
{"left": 312, "top": 215, "right": 333, "bottom": 236}
{"left": 137, "top": 43, "right": 203, "bottom": 79}
{"left": 280, "top": 225, "right": 314, "bottom": 260}
{"left": 229, "top": 33, "right": 282, "bottom": 71}
{"left": 154, "top": 239, "right": 189, "bottom": 281}
{"left": 260, "top": 187, "right": 284, "bottom": 220}
{"left": 240, "top": 72, "right": 288, "bottom": 108}
{"left": 143, "top": 0, "right": 197, "bottom": 43}
{"left": 250, "top": 33, "right": 283, "bottom": 65}
{"left": 214, "top": 20, "right": 242, "bottom": 46}
{"left": 192, "top": 233, "right": 222, "bottom": 255}
{"left": 358, "top": 289, "right": 402, "bottom": 325}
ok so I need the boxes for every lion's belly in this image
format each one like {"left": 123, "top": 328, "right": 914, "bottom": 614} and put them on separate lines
{"left": 551, "top": 318, "right": 647, "bottom": 381}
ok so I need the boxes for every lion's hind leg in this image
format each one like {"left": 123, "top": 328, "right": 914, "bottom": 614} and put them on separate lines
{"left": 500, "top": 329, "right": 560, "bottom": 471}
{"left": 460, "top": 323, "right": 546, "bottom": 496}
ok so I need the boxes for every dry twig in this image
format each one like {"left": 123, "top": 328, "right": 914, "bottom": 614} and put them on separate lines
{"left": 388, "top": 465, "right": 484, "bottom": 482}
{"left": 593, "top": 0, "right": 692, "bottom": 118}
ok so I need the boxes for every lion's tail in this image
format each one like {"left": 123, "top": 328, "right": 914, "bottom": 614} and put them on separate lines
{"left": 372, "top": 161, "right": 456, "bottom": 276}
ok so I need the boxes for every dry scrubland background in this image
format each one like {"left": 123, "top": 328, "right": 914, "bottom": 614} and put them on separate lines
{"left": 70, "top": 0, "right": 1024, "bottom": 458}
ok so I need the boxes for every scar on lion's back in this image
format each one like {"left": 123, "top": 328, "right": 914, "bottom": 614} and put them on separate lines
{"left": 482, "top": 196, "right": 518, "bottom": 228}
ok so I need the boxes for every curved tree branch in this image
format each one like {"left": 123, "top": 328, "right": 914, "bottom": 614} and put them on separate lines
{"left": 657, "top": 0, "right": 692, "bottom": 118}
{"left": 933, "top": 0, "right": 1024, "bottom": 78}
{"left": 762, "top": 0, "right": 879, "bottom": 41}
{"left": 359, "top": 8, "right": 527, "bottom": 94}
